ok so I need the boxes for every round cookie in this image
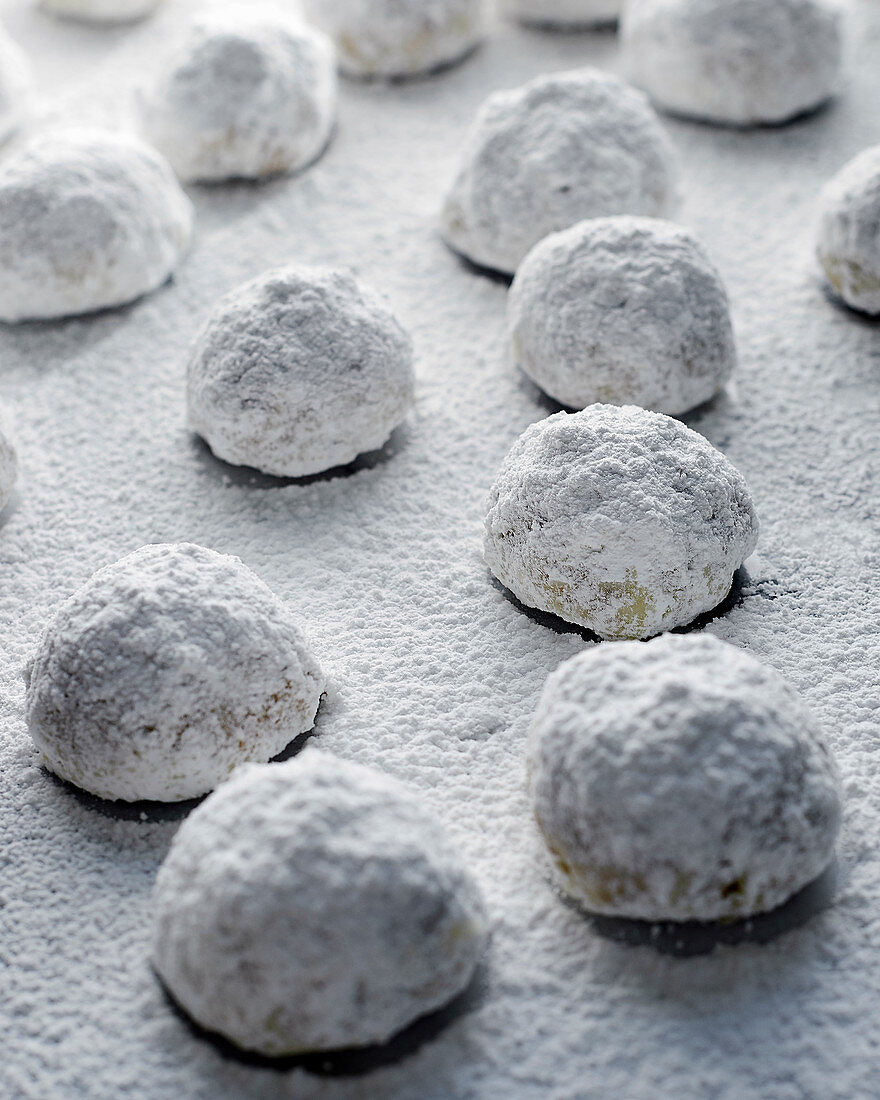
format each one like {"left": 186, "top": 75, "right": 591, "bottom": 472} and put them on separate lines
{"left": 816, "top": 146, "right": 880, "bottom": 315}
{"left": 187, "top": 265, "right": 415, "bottom": 478}
{"left": 40, "top": 0, "right": 162, "bottom": 23}
{"left": 302, "top": 0, "right": 486, "bottom": 80}
{"left": 507, "top": 217, "right": 736, "bottom": 414}
{"left": 0, "top": 129, "right": 192, "bottom": 323}
{"left": 0, "top": 411, "right": 17, "bottom": 514}
{"left": 441, "top": 69, "right": 678, "bottom": 275}
{"left": 483, "top": 405, "right": 759, "bottom": 640}
{"left": 0, "top": 24, "right": 31, "bottom": 145}
{"left": 528, "top": 633, "right": 842, "bottom": 921}
{"left": 136, "top": 11, "right": 337, "bottom": 183}
{"left": 24, "top": 543, "right": 325, "bottom": 802}
{"left": 621, "top": 0, "right": 843, "bottom": 126}
{"left": 152, "top": 749, "right": 489, "bottom": 1054}
{"left": 501, "top": 0, "right": 620, "bottom": 28}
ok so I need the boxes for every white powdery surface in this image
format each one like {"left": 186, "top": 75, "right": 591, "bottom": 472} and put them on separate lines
{"left": 40, "top": 0, "right": 162, "bottom": 23}
{"left": 2, "top": 1, "right": 880, "bottom": 1097}
{"left": 500, "top": 0, "right": 621, "bottom": 27}
{"left": 0, "top": 20, "right": 30, "bottom": 142}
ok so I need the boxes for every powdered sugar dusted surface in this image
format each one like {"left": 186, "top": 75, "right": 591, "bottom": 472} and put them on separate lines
{"left": 1, "top": 0, "right": 879, "bottom": 1096}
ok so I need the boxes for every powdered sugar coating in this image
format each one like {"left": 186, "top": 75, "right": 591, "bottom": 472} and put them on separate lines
{"left": 501, "top": 0, "right": 620, "bottom": 28}
{"left": 507, "top": 216, "right": 737, "bottom": 415}
{"left": 0, "top": 129, "right": 192, "bottom": 323}
{"left": 136, "top": 11, "right": 337, "bottom": 184}
{"left": 152, "top": 749, "right": 489, "bottom": 1055}
{"left": 302, "top": 0, "right": 486, "bottom": 79}
{"left": 0, "top": 23, "right": 31, "bottom": 144}
{"left": 621, "top": 0, "right": 843, "bottom": 126}
{"left": 529, "top": 633, "right": 842, "bottom": 921}
{"left": 40, "top": 0, "right": 162, "bottom": 23}
{"left": 484, "top": 405, "right": 759, "bottom": 640}
{"left": 24, "top": 543, "right": 325, "bottom": 802}
{"left": 187, "top": 265, "right": 415, "bottom": 477}
{"left": 440, "top": 69, "right": 678, "bottom": 275}
{"left": 0, "top": 409, "right": 17, "bottom": 514}
{"left": 816, "top": 145, "right": 880, "bottom": 315}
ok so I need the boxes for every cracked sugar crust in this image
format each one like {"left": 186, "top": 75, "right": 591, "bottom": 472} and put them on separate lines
{"left": 301, "top": 0, "right": 486, "bottom": 79}
{"left": 187, "top": 265, "right": 415, "bottom": 478}
{"left": 483, "top": 405, "right": 759, "bottom": 640}
{"left": 0, "top": 128, "right": 192, "bottom": 323}
{"left": 507, "top": 216, "right": 737, "bottom": 415}
{"left": 501, "top": 0, "right": 621, "bottom": 27}
{"left": 621, "top": 0, "right": 843, "bottom": 126}
{"left": 152, "top": 749, "right": 490, "bottom": 1056}
{"left": 816, "top": 145, "right": 880, "bottom": 316}
{"left": 0, "top": 24, "right": 31, "bottom": 145}
{"left": 0, "top": 410, "right": 17, "bottom": 515}
{"left": 440, "top": 68, "right": 678, "bottom": 275}
{"left": 528, "top": 633, "right": 843, "bottom": 921}
{"left": 40, "top": 0, "right": 162, "bottom": 23}
{"left": 23, "top": 543, "right": 325, "bottom": 803}
{"left": 136, "top": 11, "right": 337, "bottom": 184}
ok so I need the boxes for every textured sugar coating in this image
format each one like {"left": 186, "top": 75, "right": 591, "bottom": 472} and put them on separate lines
{"left": 507, "top": 216, "right": 737, "bottom": 415}
{"left": 816, "top": 146, "right": 880, "bottom": 316}
{"left": 528, "top": 633, "right": 843, "bottom": 921}
{"left": 152, "top": 749, "right": 489, "bottom": 1055}
{"left": 302, "top": 0, "right": 486, "bottom": 79}
{"left": 187, "top": 265, "right": 415, "bottom": 478}
{"left": 484, "top": 405, "right": 759, "bottom": 640}
{"left": 0, "top": 23, "right": 31, "bottom": 144}
{"left": 0, "top": 409, "right": 17, "bottom": 514}
{"left": 621, "top": 0, "right": 843, "bottom": 126}
{"left": 24, "top": 543, "right": 325, "bottom": 802}
{"left": 501, "top": 0, "right": 620, "bottom": 28}
{"left": 40, "top": 0, "right": 162, "bottom": 22}
{"left": 440, "top": 69, "right": 678, "bottom": 275}
{"left": 0, "top": 129, "right": 192, "bottom": 323}
{"left": 136, "top": 11, "right": 337, "bottom": 184}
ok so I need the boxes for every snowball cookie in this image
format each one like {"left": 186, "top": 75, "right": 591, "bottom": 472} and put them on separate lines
{"left": 507, "top": 217, "right": 736, "bottom": 415}
{"left": 816, "top": 146, "right": 880, "bottom": 315}
{"left": 0, "top": 129, "right": 192, "bottom": 323}
{"left": 484, "top": 405, "right": 758, "bottom": 640}
{"left": 0, "top": 24, "right": 31, "bottom": 145}
{"left": 0, "top": 413, "right": 17, "bottom": 514}
{"left": 187, "top": 266, "right": 415, "bottom": 477}
{"left": 302, "top": 0, "right": 486, "bottom": 80}
{"left": 40, "top": 0, "right": 162, "bottom": 23}
{"left": 621, "top": 0, "right": 843, "bottom": 126}
{"left": 441, "top": 69, "right": 678, "bottom": 275}
{"left": 528, "top": 634, "right": 842, "bottom": 921}
{"left": 501, "top": 0, "right": 621, "bottom": 28}
{"left": 24, "top": 543, "right": 325, "bottom": 802}
{"left": 152, "top": 750, "right": 489, "bottom": 1054}
{"left": 136, "top": 12, "right": 337, "bottom": 183}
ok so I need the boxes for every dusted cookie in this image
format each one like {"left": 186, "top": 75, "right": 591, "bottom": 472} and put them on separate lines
{"left": 0, "top": 23, "right": 31, "bottom": 144}
{"left": 24, "top": 543, "right": 325, "bottom": 802}
{"left": 501, "top": 0, "right": 620, "bottom": 27}
{"left": 508, "top": 217, "right": 736, "bottom": 414}
{"left": 621, "top": 0, "right": 843, "bottom": 126}
{"left": 0, "top": 129, "right": 192, "bottom": 323}
{"left": 529, "top": 634, "right": 842, "bottom": 921}
{"left": 0, "top": 410, "right": 17, "bottom": 514}
{"left": 484, "top": 405, "right": 758, "bottom": 639}
{"left": 152, "top": 750, "right": 489, "bottom": 1054}
{"left": 302, "top": 0, "right": 486, "bottom": 80}
{"left": 187, "top": 266, "right": 415, "bottom": 477}
{"left": 817, "top": 146, "right": 880, "bottom": 315}
{"left": 137, "top": 11, "right": 337, "bottom": 183}
{"left": 441, "top": 69, "right": 678, "bottom": 274}
{"left": 40, "top": 0, "right": 162, "bottom": 23}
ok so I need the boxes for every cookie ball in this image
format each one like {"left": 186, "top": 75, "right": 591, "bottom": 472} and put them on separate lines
{"left": 441, "top": 69, "right": 678, "bottom": 275}
{"left": 153, "top": 749, "right": 489, "bottom": 1054}
{"left": 816, "top": 146, "right": 880, "bottom": 315}
{"left": 0, "top": 412, "right": 17, "bottom": 514}
{"left": 24, "top": 543, "right": 325, "bottom": 802}
{"left": 507, "top": 217, "right": 736, "bottom": 415}
{"left": 484, "top": 405, "right": 759, "bottom": 640}
{"left": 529, "top": 634, "right": 842, "bottom": 921}
{"left": 0, "top": 24, "right": 31, "bottom": 145}
{"left": 136, "top": 12, "right": 337, "bottom": 183}
{"left": 302, "top": 0, "right": 486, "bottom": 79}
{"left": 0, "top": 129, "right": 192, "bottom": 323}
{"left": 187, "top": 266, "right": 415, "bottom": 478}
{"left": 501, "top": 0, "right": 620, "bottom": 28}
{"left": 40, "top": 0, "right": 162, "bottom": 23}
{"left": 621, "top": 0, "right": 843, "bottom": 126}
